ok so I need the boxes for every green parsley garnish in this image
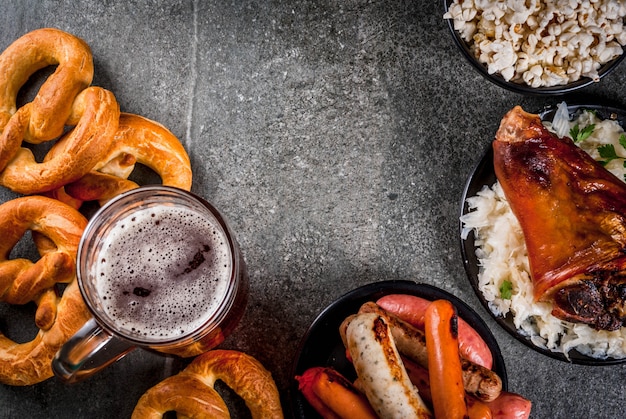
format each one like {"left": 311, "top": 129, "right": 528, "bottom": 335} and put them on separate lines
{"left": 499, "top": 280, "right": 513, "bottom": 300}
{"left": 596, "top": 134, "right": 626, "bottom": 167}
{"left": 570, "top": 123, "right": 595, "bottom": 142}
{"left": 597, "top": 144, "right": 620, "bottom": 166}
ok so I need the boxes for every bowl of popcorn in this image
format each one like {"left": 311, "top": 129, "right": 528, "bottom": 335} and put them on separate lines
{"left": 444, "top": 0, "right": 626, "bottom": 95}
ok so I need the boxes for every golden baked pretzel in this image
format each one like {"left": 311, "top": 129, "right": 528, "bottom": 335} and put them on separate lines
{"left": 0, "top": 86, "right": 120, "bottom": 194}
{"left": 0, "top": 28, "right": 93, "bottom": 143}
{"left": 0, "top": 28, "right": 120, "bottom": 194}
{"left": 132, "top": 349, "right": 284, "bottom": 419}
{"left": 49, "top": 112, "right": 192, "bottom": 207}
{"left": 0, "top": 196, "right": 91, "bottom": 385}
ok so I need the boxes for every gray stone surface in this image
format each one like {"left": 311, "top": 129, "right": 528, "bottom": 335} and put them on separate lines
{"left": 0, "top": 0, "right": 625, "bottom": 417}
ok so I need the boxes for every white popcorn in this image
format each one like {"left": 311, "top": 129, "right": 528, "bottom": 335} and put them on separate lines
{"left": 615, "top": 24, "right": 626, "bottom": 44}
{"left": 444, "top": 0, "right": 626, "bottom": 88}
{"left": 596, "top": 42, "right": 622, "bottom": 64}
{"left": 487, "top": 41, "right": 519, "bottom": 78}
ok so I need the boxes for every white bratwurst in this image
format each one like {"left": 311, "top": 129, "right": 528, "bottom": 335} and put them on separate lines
{"left": 344, "top": 312, "right": 432, "bottom": 419}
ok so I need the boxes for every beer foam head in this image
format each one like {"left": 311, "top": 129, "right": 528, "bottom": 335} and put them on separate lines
{"left": 93, "top": 205, "right": 232, "bottom": 342}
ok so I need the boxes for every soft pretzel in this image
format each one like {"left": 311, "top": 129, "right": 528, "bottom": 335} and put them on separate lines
{"left": 132, "top": 349, "right": 284, "bottom": 419}
{"left": 0, "top": 196, "right": 91, "bottom": 385}
{"left": 0, "top": 86, "right": 120, "bottom": 194}
{"left": 48, "top": 112, "right": 192, "bottom": 207}
{"left": 0, "top": 28, "right": 93, "bottom": 143}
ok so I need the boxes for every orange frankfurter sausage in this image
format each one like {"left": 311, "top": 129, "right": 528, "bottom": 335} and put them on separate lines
{"left": 404, "top": 356, "right": 492, "bottom": 419}
{"left": 466, "top": 395, "right": 493, "bottom": 419}
{"left": 295, "top": 367, "right": 377, "bottom": 419}
{"left": 425, "top": 299, "right": 469, "bottom": 419}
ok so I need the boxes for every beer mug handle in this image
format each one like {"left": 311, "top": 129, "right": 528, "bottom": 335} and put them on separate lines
{"left": 52, "top": 318, "right": 135, "bottom": 383}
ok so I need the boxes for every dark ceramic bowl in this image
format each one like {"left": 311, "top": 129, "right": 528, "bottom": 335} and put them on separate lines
{"left": 460, "top": 103, "right": 626, "bottom": 365}
{"left": 443, "top": 0, "right": 626, "bottom": 95}
{"left": 290, "top": 280, "right": 507, "bottom": 418}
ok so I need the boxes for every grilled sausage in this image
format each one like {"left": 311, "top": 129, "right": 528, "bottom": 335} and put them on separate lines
{"left": 423, "top": 299, "right": 468, "bottom": 419}
{"left": 485, "top": 391, "right": 532, "bottom": 419}
{"left": 296, "top": 367, "right": 377, "bottom": 419}
{"left": 344, "top": 312, "right": 432, "bottom": 419}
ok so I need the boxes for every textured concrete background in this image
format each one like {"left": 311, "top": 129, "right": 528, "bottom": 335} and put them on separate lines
{"left": 0, "top": 0, "right": 625, "bottom": 417}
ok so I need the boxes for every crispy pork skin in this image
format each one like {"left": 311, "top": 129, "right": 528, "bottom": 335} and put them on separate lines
{"left": 493, "top": 106, "right": 626, "bottom": 330}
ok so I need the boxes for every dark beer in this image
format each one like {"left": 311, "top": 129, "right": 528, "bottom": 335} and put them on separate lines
{"left": 94, "top": 205, "right": 232, "bottom": 342}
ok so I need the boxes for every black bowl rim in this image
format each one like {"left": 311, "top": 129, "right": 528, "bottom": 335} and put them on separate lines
{"left": 459, "top": 103, "right": 626, "bottom": 365}
{"left": 443, "top": 0, "right": 626, "bottom": 96}
{"left": 290, "top": 279, "right": 508, "bottom": 418}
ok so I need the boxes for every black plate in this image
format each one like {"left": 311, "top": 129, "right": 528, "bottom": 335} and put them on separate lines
{"left": 460, "top": 104, "right": 626, "bottom": 365}
{"left": 443, "top": 0, "right": 626, "bottom": 96}
{"left": 290, "top": 280, "right": 508, "bottom": 418}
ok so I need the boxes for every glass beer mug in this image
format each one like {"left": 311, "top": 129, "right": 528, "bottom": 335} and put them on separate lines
{"left": 52, "top": 186, "right": 248, "bottom": 383}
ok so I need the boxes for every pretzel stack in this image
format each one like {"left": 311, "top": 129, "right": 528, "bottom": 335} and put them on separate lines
{"left": 0, "top": 28, "right": 192, "bottom": 385}
{"left": 0, "top": 28, "right": 283, "bottom": 419}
